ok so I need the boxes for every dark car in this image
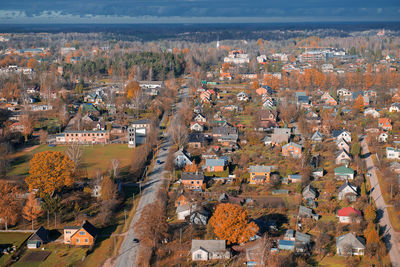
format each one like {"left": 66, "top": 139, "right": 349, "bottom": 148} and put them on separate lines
{"left": 156, "top": 160, "right": 161, "bottom": 164}
{"left": 133, "top": 238, "right": 139, "bottom": 243}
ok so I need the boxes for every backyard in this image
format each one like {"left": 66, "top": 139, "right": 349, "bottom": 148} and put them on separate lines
{"left": 0, "top": 232, "right": 32, "bottom": 266}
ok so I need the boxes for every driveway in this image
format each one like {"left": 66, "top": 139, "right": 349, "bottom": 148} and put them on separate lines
{"left": 361, "top": 138, "right": 400, "bottom": 267}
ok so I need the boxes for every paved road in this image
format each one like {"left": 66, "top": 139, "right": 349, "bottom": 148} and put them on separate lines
{"left": 361, "top": 138, "right": 400, "bottom": 267}
{"left": 114, "top": 86, "right": 188, "bottom": 267}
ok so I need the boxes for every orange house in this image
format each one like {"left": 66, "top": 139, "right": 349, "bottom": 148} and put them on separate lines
{"left": 249, "top": 165, "right": 276, "bottom": 184}
{"left": 378, "top": 118, "right": 392, "bottom": 131}
{"left": 282, "top": 142, "right": 302, "bottom": 158}
{"left": 64, "top": 220, "right": 97, "bottom": 246}
{"left": 175, "top": 194, "right": 190, "bottom": 207}
{"left": 325, "top": 97, "right": 338, "bottom": 106}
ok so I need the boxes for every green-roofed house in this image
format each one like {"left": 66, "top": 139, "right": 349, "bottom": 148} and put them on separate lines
{"left": 334, "top": 166, "right": 355, "bottom": 180}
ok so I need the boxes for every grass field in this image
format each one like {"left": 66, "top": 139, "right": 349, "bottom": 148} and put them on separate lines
{"left": 0, "top": 232, "right": 31, "bottom": 266}
{"left": 7, "top": 144, "right": 137, "bottom": 178}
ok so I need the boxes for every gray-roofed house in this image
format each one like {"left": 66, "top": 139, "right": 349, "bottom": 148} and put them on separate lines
{"left": 270, "top": 133, "right": 290, "bottom": 145}
{"left": 203, "top": 159, "right": 226, "bottom": 172}
{"left": 295, "top": 231, "right": 311, "bottom": 252}
{"left": 336, "top": 233, "right": 365, "bottom": 256}
{"left": 27, "top": 226, "right": 49, "bottom": 249}
{"left": 335, "top": 149, "right": 352, "bottom": 165}
{"left": 274, "top": 128, "right": 291, "bottom": 135}
{"left": 338, "top": 181, "right": 358, "bottom": 202}
{"left": 302, "top": 184, "right": 318, "bottom": 201}
{"left": 188, "top": 133, "right": 205, "bottom": 149}
{"left": 191, "top": 240, "right": 230, "bottom": 261}
{"left": 190, "top": 209, "right": 209, "bottom": 226}
{"left": 249, "top": 165, "right": 276, "bottom": 184}
{"left": 298, "top": 205, "right": 319, "bottom": 220}
{"left": 174, "top": 148, "right": 192, "bottom": 168}
{"left": 311, "top": 131, "right": 323, "bottom": 142}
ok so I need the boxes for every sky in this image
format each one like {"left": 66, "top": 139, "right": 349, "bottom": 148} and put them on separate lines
{"left": 0, "top": 0, "right": 399, "bottom": 24}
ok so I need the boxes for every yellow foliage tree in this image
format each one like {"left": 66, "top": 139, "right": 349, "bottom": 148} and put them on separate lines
{"left": 353, "top": 94, "right": 365, "bottom": 112}
{"left": 209, "top": 203, "right": 259, "bottom": 244}
{"left": 364, "top": 222, "right": 380, "bottom": 245}
{"left": 27, "top": 58, "right": 38, "bottom": 69}
{"left": 124, "top": 81, "right": 141, "bottom": 100}
{"left": 25, "top": 151, "right": 74, "bottom": 197}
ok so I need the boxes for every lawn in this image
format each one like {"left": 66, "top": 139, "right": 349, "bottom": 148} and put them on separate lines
{"left": 0, "top": 232, "right": 31, "bottom": 266}
{"left": 7, "top": 144, "right": 137, "bottom": 178}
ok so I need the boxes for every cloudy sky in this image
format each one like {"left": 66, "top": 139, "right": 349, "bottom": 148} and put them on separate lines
{"left": 0, "top": 0, "right": 399, "bottom": 23}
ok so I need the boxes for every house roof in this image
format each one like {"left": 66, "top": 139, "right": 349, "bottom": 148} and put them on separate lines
{"left": 338, "top": 181, "right": 358, "bottom": 194}
{"left": 278, "top": 239, "right": 295, "bottom": 248}
{"left": 295, "top": 231, "right": 311, "bottom": 244}
{"left": 332, "top": 129, "right": 350, "bottom": 138}
{"left": 191, "top": 239, "right": 227, "bottom": 253}
{"left": 302, "top": 184, "right": 317, "bottom": 197}
{"left": 249, "top": 165, "right": 276, "bottom": 173}
{"left": 132, "top": 119, "right": 151, "bottom": 125}
{"left": 271, "top": 133, "right": 290, "bottom": 143}
{"left": 336, "top": 233, "right": 365, "bottom": 249}
{"left": 282, "top": 142, "right": 302, "bottom": 149}
{"left": 29, "top": 226, "right": 48, "bottom": 242}
{"left": 188, "top": 133, "right": 204, "bottom": 143}
{"left": 338, "top": 207, "right": 361, "bottom": 217}
{"left": 273, "top": 128, "right": 291, "bottom": 135}
{"left": 334, "top": 166, "right": 354, "bottom": 175}
{"left": 69, "top": 220, "right": 97, "bottom": 239}
{"left": 335, "top": 149, "right": 351, "bottom": 159}
{"left": 181, "top": 172, "right": 204, "bottom": 181}
{"left": 204, "top": 159, "right": 225, "bottom": 167}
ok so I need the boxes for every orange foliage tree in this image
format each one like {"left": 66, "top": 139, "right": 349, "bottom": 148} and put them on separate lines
{"left": 22, "top": 193, "right": 43, "bottom": 230}
{"left": 25, "top": 151, "right": 74, "bottom": 197}
{"left": 124, "top": 81, "right": 141, "bottom": 100}
{"left": 27, "top": 58, "right": 38, "bottom": 69}
{"left": 353, "top": 95, "right": 365, "bottom": 112}
{"left": 0, "top": 181, "right": 21, "bottom": 229}
{"left": 209, "top": 203, "right": 259, "bottom": 244}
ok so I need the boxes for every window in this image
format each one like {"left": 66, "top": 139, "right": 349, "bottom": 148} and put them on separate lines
{"left": 197, "top": 181, "right": 199, "bottom": 184}
{"left": 196, "top": 253, "right": 202, "bottom": 259}
{"left": 191, "top": 181, "right": 194, "bottom": 184}
{"left": 85, "top": 239, "right": 88, "bottom": 243}
{"left": 76, "top": 238, "right": 80, "bottom": 243}
{"left": 79, "top": 231, "right": 85, "bottom": 235}
{"left": 66, "top": 231, "right": 71, "bottom": 234}
{"left": 66, "top": 134, "right": 69, "bottom": 137}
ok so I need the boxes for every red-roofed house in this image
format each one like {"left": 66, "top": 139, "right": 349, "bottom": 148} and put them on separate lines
{"left": 338, "top": 207, "right": 362, "bottom": 223}
{"left": 378, "top": 118, "right": 392, "bottom": 131}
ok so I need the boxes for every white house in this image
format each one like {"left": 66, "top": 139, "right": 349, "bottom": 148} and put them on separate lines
{"left": 386, "top": 147, "right": 400, "bottom": 160}
{"left": 389, "top": 103, "right": 400, "bottom": 113}
{"left": 338, "top": 181, "right": 358, "bottom": 201}
{"left": 237, "top": 91, "right": 249, "bottom": 102}
{"left": 335, "top": 150, "right": 352, "bottom": 165}
{"left": 337, "top": 88, "right": 351, "bottom": 98}
{"left": 336, "top": 233, "right": 365, "bottom": 256}
{"left": 364, "top": 108, "right": 380, "bottom": 118}
{"left": 332, "top": 130, "right": 352, "bottom": 143}
{"left": 190, "top": 122, "right": 204, "bottom": 132}
{"left": 174, "top": 148, "right": 192, "bottom": 168}
{"left": 194, "top": 113, "right": 207, "bottom": 123}
{"left": 378, "top": 132, "right": 388, "bottom": 143}
{"left": 191, "top": 240, "right": 230, "bottom": 261}
{"left": 336, "top": 139, "right": 350, "bottom": 152}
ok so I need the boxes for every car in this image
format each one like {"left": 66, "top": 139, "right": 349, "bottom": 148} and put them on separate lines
{"left": 367, "top": 172, "right": 372, "bottom": 177}
{"left": 48, "top": 144, "right": 56, "bottom": 147}
{"left": 156, "top": 160, "right": 161, "bottom": 164}
{"left": 133, "top": 238, "right": 139, "bottom": 243}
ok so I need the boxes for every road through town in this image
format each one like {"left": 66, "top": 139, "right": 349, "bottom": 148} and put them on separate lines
{"left": 361, "top": 138, "right": 400, "bottom": 267}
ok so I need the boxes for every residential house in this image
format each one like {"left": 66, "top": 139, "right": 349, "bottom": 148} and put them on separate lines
{"left": 190, "top": 210, "right": 209, "bottom": 226}
{"left": 337, "top": 88, "right": 352, "bottom": 99}
{"left": 389, "top": 103, "right": 400, "bottom": 112}
{"left": 177, "top": 204, "right": 194, "bottom": 220}
{"left": 312, "top": 168, "right": 324, "bottom": 179}
{"left": 282, "top": 142, "right": 302, "bottom": 158}
{"left": 181, "top": 172, "right": 204, "bottom": 191}
{"left": 364, "top": 108, "right": 380, "bottom": 118}
{"left": 249, "top": 165, "right": 276, "bottom": 184}
{"left": 378, "top": 118, "right": 392, "bottom": 131}
{"left": 338, "top": 207, "right": 362, "bottom": 223}
{"left": 288, "top": 174, "right": 302, "bottom": 183}
{"left": 332, "top": 130, "right": 352, "bottom": 143}
{"left": 278, "top": 240, "right": 295, "bottom": 251}
{"left": 64, "top": 220, "right": 97, "bottom": 246}
{"left": 191, "top": 240, "right": 230, "bottom": 261}
{"left": 298, "top": 205, "right": 319, "bottom": 220}
{"left": 335, "top": 150, "right": 352, "bottom": 165}
{"left": 378, "top": 132, "right": 389, "bottom": 143}
{"left": 311, "top": 131, "right": 323, "bottom": 142}
{"left": 258, "top": 109, "right": 278, "bottom": 128}
{"left": 338, "top": 181, "right": 358, "bottom": 202}
{"left": 175, "top": 194, "right": 190, "bottom": 207}
{"left": 336, "top": 233, "right": 365, "bottom": 256}
{"left": 295, "top": 231, "right": 311, "bottom": 252}
{"left": 27, "top": 226, "right": 49, "bottom": 249}
{"left": 386, "top": 147, "right": 400, "bottom": 160}
{"left": 334, "top": 166, "right": 355, "bottom": 180}
{"left": 270, "top": 133, "right": 290, "bottom": 145}
{"left": 131, "top": 119, "right": 152, "bottom": 135}
{"left": 321, "top": 92, "right": 337, "bottom": 106}
{"left": 302, "top": 184, "right": 318, "bottom": 201}
{"left": 174, "top": 148, "right": 192, "bottom": 168}
{"left": 274, "top": 128, "right": 291, "bottom": 135}
{"left": 336, "top": 139, "right": 350, "bottom": 152}
{"left": 194, "top": 113, "right": 207, "bottom": 123}
{"left": 188, "top": 133, "right": 204, "bottom": 149}
{"left": 237, "top": 91, "right": 249, "bottom": 102}
{"left": 203, "top": 159, "right": 225, "bottom": 172}
{"left": 190, "top": 122, "right": 205, "bottom": 132}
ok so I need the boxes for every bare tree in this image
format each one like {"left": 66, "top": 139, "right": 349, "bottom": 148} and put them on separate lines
{"left": 169, "top": 115, "right": 188, "bottom": 148}
{"left": 39, "top": 129, "right": 48, "bottom": 144}
{"left": 65, "top": 144, "right": 83, "bottom": 173}
{"left": 110, "top": 159, "right": 120, "bottom": 178}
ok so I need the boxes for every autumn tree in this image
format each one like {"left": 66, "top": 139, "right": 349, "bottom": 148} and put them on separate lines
{"left": 110, "top": 159, "right": 120, "bottom": 178}
{"left": 353, "top": 95, "right": 365, "bottom": 113}
{"left": 0, "top": 181, "right": 21, "bottom": 229}
{"left": 65, "top": 144, "right": 82, "bottom": 174}
{"left": 25, "top": 151, "right": 74, "bottom": 197}
{"left": 27, "top": 58, "right": 38, "bottom": 69}
{"left": 101, "top": 176, "right": 118, "bottom": 201}
{"left": 124, "top": 81, "right": 141, "bottom": 100}
{"left": 364, "top": 205, "right": 376, "bottom": 223}
{"left": 209, "top": 203, "right": 259, "bottom": 244}
{"left": 23, "top": 193, "right": 43, "bottom": 230}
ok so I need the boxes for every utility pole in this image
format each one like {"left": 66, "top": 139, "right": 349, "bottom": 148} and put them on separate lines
{"left": 124, "top": 209, "right": 127, "bottom": 225}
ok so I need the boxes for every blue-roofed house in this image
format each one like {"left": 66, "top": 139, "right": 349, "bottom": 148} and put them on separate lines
{"left": 203, "top": 159, "right": 225, "bottom": 172}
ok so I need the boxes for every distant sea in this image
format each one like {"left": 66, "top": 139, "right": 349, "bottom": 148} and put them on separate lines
{"left": 1, "top": 22, "right": 399, "bottom": 41}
